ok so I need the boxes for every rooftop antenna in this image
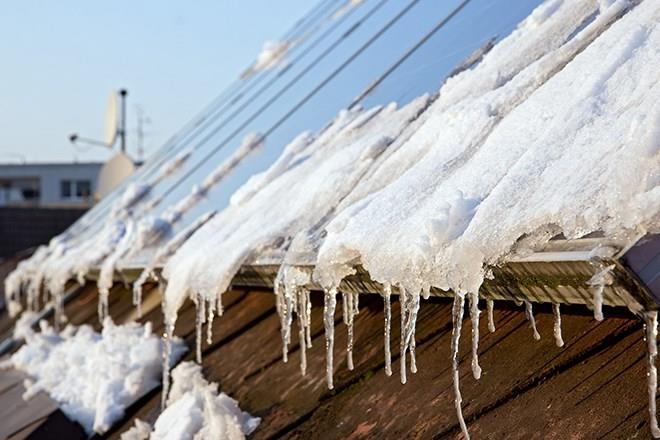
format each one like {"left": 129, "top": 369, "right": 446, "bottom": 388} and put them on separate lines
{"left": 69, "top": 88, "right": 129, "bottom": 154}
{"left": 135, "top": 104, "right": 151, "bottom": 162}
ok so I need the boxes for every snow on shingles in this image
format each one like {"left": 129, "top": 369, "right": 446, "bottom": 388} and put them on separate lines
{"left": 1, "top": 318, "right": 186, "bottom": 436}
{"left": 121, "top": 362, "right": 260, "bottom": 440}
{"left": 161, "top": 97, "right": 429, "bottom": 330}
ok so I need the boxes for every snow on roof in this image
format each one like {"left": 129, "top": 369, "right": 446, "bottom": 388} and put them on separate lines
{"left": 156, "top": 1, "right": 658, "bottom": 436}
{"left": 4, "top": 0, "right": 660, "bottom": 437}
{"left": 121, "top": 361, "right": 260, "bottom": 440}
{"left": 1, "top": 318, "right": 186, "bottom": 435}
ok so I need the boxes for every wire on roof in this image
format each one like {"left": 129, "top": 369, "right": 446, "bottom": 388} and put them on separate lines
{"left": 348, "top": 0, "right": 472, "bottom": 109}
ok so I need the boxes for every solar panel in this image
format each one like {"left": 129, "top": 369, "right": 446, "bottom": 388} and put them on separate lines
{"left": 42, "top": 0, "right": 545, "bottom": 268}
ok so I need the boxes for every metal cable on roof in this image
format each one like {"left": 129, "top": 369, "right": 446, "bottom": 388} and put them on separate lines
{"left": 75, "top": 0, "right": 342, "bottom": 227}
{"left": 348, "top": 0, "right": 472, "bottom": 109}
{"left": 179, "top": 0, "right": 380, "bottom": 159}
{"left": 147, "top": 0, "right": 342, "bottom": 164}
{"left": 160, "top": 0, "right": 419, "bottom": 199}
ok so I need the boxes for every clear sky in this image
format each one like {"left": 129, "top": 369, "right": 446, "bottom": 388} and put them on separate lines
{"left": 0, "top": 0, "right": 311, "bottom": 164}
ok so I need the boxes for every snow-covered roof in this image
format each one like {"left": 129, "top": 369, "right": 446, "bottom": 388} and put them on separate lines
{"left": 3, "top": 0, "right": 660, "bottom": 438}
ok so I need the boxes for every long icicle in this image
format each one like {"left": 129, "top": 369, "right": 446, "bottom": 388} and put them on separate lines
{"left": 383, "top": 284, "right": 393, "bottom": 377}
{"left": 206, "top": 298, "right": 216, "bottom": 345}
{"left": 400, "top": 285, "right": 408, "bottom": 384}
{"left": 487, "top": 299, "right": 496, "bottom": 333}
{"left": 304, "top": 287, "right": 312, "bottom": 348}
{"left": 469, "top": 291, "right": 482, "bottom": 380}
{"left": 645, "top": 311, "right": 660, "bottom": 438}
{"left": 452, "top": 294, "right": 470, "bottom": 440}
{"left": 324, "top": 287, "right": 337, "bottom": 389}
{"left": 161, "top": 284, "right": 174, "bottom": 412}
{"left": 297, "top": 287, "right": 310, "bottom": 376}
{"left": 274, "top": 276, "right": 292, "bottom": 363}
{"left": 552, "top": 303, "right": 564, "bottom": 347}
{"left": 524, "top": 301, "right": 541, "bottom": 341}
{"left": 342, "top": 291, "right": 356, "bottom": 370}
{"left": 410, "top": 324, "right": 417, "bottom": 374}
{"left": 194, "top": 293, "right": 206, "bottom": 363}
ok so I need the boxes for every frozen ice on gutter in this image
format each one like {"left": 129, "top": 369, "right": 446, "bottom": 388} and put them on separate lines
{"left": 3, "top": 318, "right": 186, "bottom": 435}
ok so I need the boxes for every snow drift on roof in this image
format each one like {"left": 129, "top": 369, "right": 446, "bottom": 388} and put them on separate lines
{"left": 1, "top": 318, "right": 187, "bottom": 435}
{"left": 121, "top": 361, "right": 260, "bottom": 440}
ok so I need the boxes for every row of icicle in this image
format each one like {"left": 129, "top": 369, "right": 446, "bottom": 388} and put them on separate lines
{"left": 154, "top": 261, "right": 660, "bottom": 440}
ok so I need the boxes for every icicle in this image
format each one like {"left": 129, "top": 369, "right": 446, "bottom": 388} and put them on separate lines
{"left": 323, "top": 288, "right": 337, "bottom": 389}
{"left": 298, "top": 291, "right": 308, "bottom": 376}
{"left": 399, "top": 285, "right": 420, "bottom": 385}
{"left": 592, "top": 284, "right": 605, "bottom": 321}
{"left": 552, "top": 303, "right": 564, "bottom": 347}
{"left": 410, "top": 325, "right": 417, "bottom": 374}
{"left": 217, "top": 294, "right": 224, "bottom": 317}
{"left": 487, "top": 299, "right": 496, "bottom": 333}
{"left": 451, "top": 294, "right": 470, "bottom": 440}
{"left": 161, "top": 320, "right": 174, "bottom": 410}
{"left": 304, "top": 288, "right": 312, "bottom": 348}
{"left": 524, "top": 301, "right": 541, "bottom": 341}
{"left": 469, "top": 291, "right": 482, "bottom": 380}
{"left": 383, "top": 284, "right": 393, "bottom": 377}
{"left": 399, "top": 286, "right": 408, "bottom": 384}
{"left": 194, "top": 293, "right": 206, "bottom": 364}
{"left": 206, "top": 298, "right": 216, "bottom": 345}
{"left": 342, "top": 291, "right": 359, "bottom": 371}
{"left": 132, "top": 269, "right": 151, "bottom": 319}
{"left": 98, "top": 289, "right": 109, "bottom": 323}
{"left": 587, "top": 264, "right": 614, "bottom": 322}
{"left": 645, "top": 311, "right": 660, "bottom": 438}
{"left": 274, "top": 274, "right": 295, "bottom": 363}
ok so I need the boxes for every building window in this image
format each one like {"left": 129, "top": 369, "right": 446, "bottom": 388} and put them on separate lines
{"left": 76, "top": 180, "right": 91, "bottom": 198}
{"left": 61, "top": 180, "right": 72, "bottom": 198}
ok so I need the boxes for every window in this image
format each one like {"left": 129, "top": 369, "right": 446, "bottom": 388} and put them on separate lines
{"left": 61, "top": 180, "right": 72, "bottom": 198}
{"left": 76, "top": 180, "right": 91, "bottom": 198}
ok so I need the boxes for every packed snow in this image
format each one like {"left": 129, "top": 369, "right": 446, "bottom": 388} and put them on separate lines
{"left": 2, "top": 318, "right": 186, "bottom": 435}
{"left": 122, "top": 362, "right": 260, "bottom": 440}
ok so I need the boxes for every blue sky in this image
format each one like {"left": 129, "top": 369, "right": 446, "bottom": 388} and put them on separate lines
{"left": 0, "top": 0, "right": 310, "bottom": 163}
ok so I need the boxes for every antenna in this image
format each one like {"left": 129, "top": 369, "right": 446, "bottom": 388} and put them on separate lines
{"left": 69, "top": 88, "right": 129, "bottom": 155}
{"left": 104, "top": 91, "right": 118, "bottom": 146}
{"left": 119, "top": 89, "right": 128, "bottom": 153}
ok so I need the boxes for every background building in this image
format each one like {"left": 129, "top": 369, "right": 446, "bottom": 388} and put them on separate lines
{"left": 0, "top": 162, "right": 102, "bottom": 208}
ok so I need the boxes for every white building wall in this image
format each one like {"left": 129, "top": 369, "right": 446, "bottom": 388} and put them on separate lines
{"left": 0, "top": 163, "right": 102, "bottom": 207}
